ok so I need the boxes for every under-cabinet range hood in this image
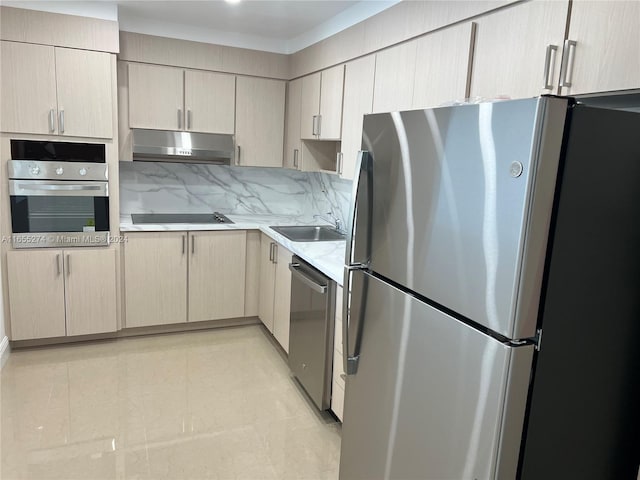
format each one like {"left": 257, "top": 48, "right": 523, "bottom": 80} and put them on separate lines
{"left": 131, "top": 129, "right": 235, "bottom": 165}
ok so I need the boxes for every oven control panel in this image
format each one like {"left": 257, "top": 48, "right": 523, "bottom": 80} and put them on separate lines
{"left": 8, "top": 160, "right": 108, "bottom": 181}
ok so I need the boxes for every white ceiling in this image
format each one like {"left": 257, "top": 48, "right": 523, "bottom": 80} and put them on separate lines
{"left": 1, "top": 0, "right": 400, "bottom": 54}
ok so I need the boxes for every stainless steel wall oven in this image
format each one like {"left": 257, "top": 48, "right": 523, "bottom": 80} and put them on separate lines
{"left": 8, "top": 140, "right": 109, "bottom": 248}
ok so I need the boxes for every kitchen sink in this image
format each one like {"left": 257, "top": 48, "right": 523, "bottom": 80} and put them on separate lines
{"left": 270, "top": 225, "right": 346, "bottom": 242}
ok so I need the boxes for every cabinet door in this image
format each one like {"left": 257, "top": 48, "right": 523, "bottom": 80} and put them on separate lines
{"left": 412, "top": 23, "right": 474, "bottom": 109}
{"left": 64, "top": 248, "right": 117, "bottom": 336}
{"left": 470, "top": 1, "right": 568, "bottom": 100}
{"left": 284, "top": 78, "right": 303, "bottom": 169}
{"left": 124, "top": 232, "right": 187, "bottom": 327}
{"left": 1, "top": 41, "right": 57, "bottom": 135}
{"left": 300, "top": 72, "right": 321, "bottom": 139}
{"left": 258, "top": 234, "right": 276, "bottom": 332}
{"left": 54, "top": 48, "right": 113, "bottom": 138}
{"left": 273, "top": 245, "right": 293, "bottom": 353}
{"left": 235, "top": 76, "right": 286, "bottom": 167}
{"left": 244, "top": 230, "right": 261, "bottom": 317}
{"left": 188, "top": 231, "right": 247, "bottom": 322}
{"left": 319, "top": 64, "right": 345, "bottom": 140}
{"left": 372, "top": 41, "right": 417, "bottom": 113}
{"left": 341, "top": 55, "right": 375, "bottom": 180}
{"left": 6, "top": 250, "right": 66, "bottom": 340}
{"left": 128, "top": 63, "right": 184, "bottom": 130}
{"left": 184, "top": 70, "right": 235, "bottom": 134}
{"left": 561, "top": 0, "right": 640, "bottom": 95}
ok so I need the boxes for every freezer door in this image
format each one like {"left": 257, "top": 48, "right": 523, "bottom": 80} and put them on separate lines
{"left": 359, "top": 97, "right": 567, "bottom": 338}
{"left": 339, "top": 271, "right": 534, "bottom": 480}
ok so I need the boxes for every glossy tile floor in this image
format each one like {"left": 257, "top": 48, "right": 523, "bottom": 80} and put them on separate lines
{"left": 1, "top": 325, "right": 341, "bottom": 479}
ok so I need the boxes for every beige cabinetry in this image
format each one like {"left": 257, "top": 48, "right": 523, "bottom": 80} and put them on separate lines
{"left": 559, "top": 0, "right": 640, "bottom": 95}
{"left": 340, "top": 55, "right": 375, "bottom": 180}
{"left": 412, "top": 23, "right": 475, "bottom": 109}
{"left": 284, "top": 78, "right": 303, "bottom": 170}
{"left": 331, "top": 285, "right": 345, "bottom": 421}
{"left": 273, "top": 246, "right": 293, "bottom": 353}
{"left": 124, "top": 231, "right": 248, "bottom": 329}
{"left": 7, "top": 248, "right": 117, "bottom": 340}
{"left": 128, "top": 63, "right": 184, "bottom": 131}
{"left": 300, "top": 65, "right": 345, "bottom": 140}
{"left": 258, "top": 234, "right": 277, "bottom": 332}
{"left": 1, "top": 41, "right": 113, "bottom": 138}
{"left": 258, "top": 233, "right": 293, "bottom": 353}
{"left": 188, "top": 231, "right": 246, "bottom": 322}
{"left": 470, "top": 1, "right": 569, "bottom": 100}
{"left": 235, "top": 76, "right": 286, "bottom": 167}
{"left": 128, "top": 62, "right": 235, "bottom": 134}
{"left": 124, "top": 232, "right": 188, "bottom": 328}
{"left": 373, "top": 41, "right": 417, "bottom": 113}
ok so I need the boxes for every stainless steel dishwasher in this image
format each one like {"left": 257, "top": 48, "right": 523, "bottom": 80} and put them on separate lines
{"left": 288, "top": 256, "right": 336, "bottom": 410}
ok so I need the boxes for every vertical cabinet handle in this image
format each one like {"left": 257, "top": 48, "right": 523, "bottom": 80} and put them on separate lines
{"left": 187, "top": 110, "right": 192, "bottom": 130}
{"left": 182, "top": 235, "right": 186, "bottom": 255}
{"left": 49, "top": 109, "right": 56, "bottom": 133}
{"left": 293, "top": 149, "right": 299, "bottom": 169}
{"left": 316, "top": 114, "right": 322, "bottom": 137}
{"left": 59, "top": 110, "right": 65, "bottom": 134}
{"left": 269, "top": 242, "right": 274, "bottom": 262}
{"left": 543, "top": 44, "right": 558, "bottom": 90}
{"left": 178, "top": 108, "right": 183, "bottom": 129}
{"left": 66, "top": 254, "right": 70, "bottom": 276}
{"left": 236, "top": 145, "right": 241, "bottom": 165}
{"left": 337, "top": 152, "right": 344, "bottom": 175}
{"left": 312, "top": 115, "right": 318, "bottom": 136}
{"left": 273, "top": 244, "right": 278, "bottom": 264}
{"left": 559, "top": 39, "right": 577, "bottom": 88}
{"left": 56, "top": 254, "right": 61, "bottom": 276}
{"left": 191, "top": 235, "right": 195, "bottom": 254}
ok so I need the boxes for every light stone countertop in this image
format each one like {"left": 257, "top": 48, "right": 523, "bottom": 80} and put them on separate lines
{"left": 119, "top": 214, "right": 346, "bottom": 285}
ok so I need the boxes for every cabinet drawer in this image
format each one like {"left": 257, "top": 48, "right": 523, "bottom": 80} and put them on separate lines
{"left": 331, "top": 378, "right": 345, "bottom": 422}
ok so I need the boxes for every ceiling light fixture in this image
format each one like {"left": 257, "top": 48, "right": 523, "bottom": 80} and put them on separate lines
{"left": 224, "top": 0, "right": 242, "bottom": 4}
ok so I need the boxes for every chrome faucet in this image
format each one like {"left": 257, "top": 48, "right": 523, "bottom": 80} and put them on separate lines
{"left": 314, "top": 212, "right": 343, "bottom": 233}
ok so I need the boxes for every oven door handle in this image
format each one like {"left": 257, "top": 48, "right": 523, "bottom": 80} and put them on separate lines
{"left": 9, "top": 181, "right": 108, "bottom": 196}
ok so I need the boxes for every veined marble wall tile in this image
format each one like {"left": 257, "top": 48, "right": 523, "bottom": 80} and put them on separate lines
{"left": 119, "top": 162, "right": 352, "bottom": 227}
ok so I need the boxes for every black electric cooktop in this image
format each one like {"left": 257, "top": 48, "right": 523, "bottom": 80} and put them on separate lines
{"left": 131, "top": 213, "right": 233, "bottom": 224}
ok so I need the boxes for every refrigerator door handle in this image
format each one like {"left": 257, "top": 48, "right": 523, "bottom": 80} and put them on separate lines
{"left": 343, "top": 267, "right": 367, "bottom": 375}
{"left": 345, "top": 150, "right": 372, "bottom": 267}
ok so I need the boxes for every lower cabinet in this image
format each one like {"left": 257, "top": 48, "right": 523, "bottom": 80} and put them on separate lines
{"left": 7, "top": 248, "right": 117, "bottom": 340}
{"left": 124, "top": 230, "right": 247, "bottom": 328}
{"left": 331, "top": 285, "right": 345, "bottom": 421}
{"left": 188, "top": 231, "right": 246, "bottom": 322}
{"left": 258, "top": 233, "right": 293, "bottom": 352}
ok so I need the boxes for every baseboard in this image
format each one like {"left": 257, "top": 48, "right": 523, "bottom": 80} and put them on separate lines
{"left": 0, "top": 335, "right": 9, "bottom": 369}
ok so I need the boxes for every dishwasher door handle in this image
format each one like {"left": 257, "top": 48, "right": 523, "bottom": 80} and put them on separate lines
{"left": 289, "top": 263, "right": 327, "bottom": 294}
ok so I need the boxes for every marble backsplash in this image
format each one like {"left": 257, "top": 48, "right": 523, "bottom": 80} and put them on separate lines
{"left": 119, "top": 162, "right": 353, "bottom": 229}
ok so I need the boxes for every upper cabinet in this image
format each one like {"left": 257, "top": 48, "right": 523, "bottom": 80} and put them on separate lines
{"left": 559, "top": 0, "right": 640, "bottom": 95}
{"left": 300, "top": 65, "right": 345, "bottom": 140}
{"left": 340, "top": 55, "right": 375, "bottom": 180}
{"left": 235, "top": 76, "right": 286, "bottom": 167}
{"left": 412, "top": 23, "right": 474, "bottom": 109}
{"left": 128, "top": 62, "right": 235, "bottom": 134}
{"left": 373, "top": 23, "right": 474, "bottom": 113}
{"left": 1, "top": 41, "right": 113, "bottom": 138}
{"left": 284, "top": 78, "right": 303, "bottom": 170}
{"left": 470, "top": 1, "right": 569, "bottom": 99}
{"left": 373, "top": 41, "right": 417, "bottom": 113}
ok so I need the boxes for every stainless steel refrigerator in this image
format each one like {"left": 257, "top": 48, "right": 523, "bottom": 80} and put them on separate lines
{"left": 340, "top": 97, "right": 640, "bottom": 480}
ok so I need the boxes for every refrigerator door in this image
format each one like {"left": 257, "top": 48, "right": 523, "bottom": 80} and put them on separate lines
{"left": 357, "top": 97, "right": 567, "bottom": 339}
{"left": 340, "top": 271, "right": 534, "bottom": 480}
